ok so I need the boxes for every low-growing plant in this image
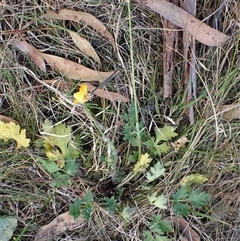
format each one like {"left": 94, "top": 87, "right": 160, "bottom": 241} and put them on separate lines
{"left": 70, "top": 190, "right": 94, "bottom": 221}
{"left": 36, "top": 119, "right": 81, "bottom": 187}
{"left": 143, "top": 214, "right": 173, "bottom": 241}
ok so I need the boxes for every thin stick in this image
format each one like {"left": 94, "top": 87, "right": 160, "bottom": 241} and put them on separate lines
{"left": 91, "top": 70, "right": 119, "bottom": 94}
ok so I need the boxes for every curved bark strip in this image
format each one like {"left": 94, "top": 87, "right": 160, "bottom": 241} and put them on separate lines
{"left": 164, "top": 216, "right": 200, "bottom": 241}
{"left": 162, "top": 0, "right": 179, "bottom": 98}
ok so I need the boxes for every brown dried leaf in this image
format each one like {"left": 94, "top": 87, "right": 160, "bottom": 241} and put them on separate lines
{"left": 67, "top": 30, "right": 101, "bottom": 67}
{"left": 171, "top": 136, "right": 189, "bottom": 151}
{"left": 40, "top": 53, "right": 114, "bottom": 82}
{"left": 34, "top": 212, "right": 84, "bottom": 241}
{"left": 9, "top": 40, "right": 46, "bottom": 72}
{"left": 134, "top": 0, "right": 230, "bottom": 46}
{"left": 0, "top": 115, "right": 17, "bottom": 124}
{"left": 42, "top": 9, "right": 116, "bottom": 50}
{"left": 41, "top": 79, "right": 129, "bottom": 102}
{"left": 221, "top": 104, "right": 240, "bottom": 121}
{"left": 84, "top": 83, "right": 130, "bottom": 102}
{"left": 164, "top": 216, "right": 200, "bottom": 241}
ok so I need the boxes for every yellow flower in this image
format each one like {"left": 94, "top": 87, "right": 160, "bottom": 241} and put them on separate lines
{"left": 73, "top": 84, "right": 89, "bottom": 104}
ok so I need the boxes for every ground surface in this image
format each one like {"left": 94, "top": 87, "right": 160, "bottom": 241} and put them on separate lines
{"left": 0, "top": 0, "right": 239, "bottom": 241}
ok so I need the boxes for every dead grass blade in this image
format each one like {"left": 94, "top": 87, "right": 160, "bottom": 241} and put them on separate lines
{"left": 34, "top": 212, "right": 84, "bottom": 241}
{"left": 181, "top": 0, "right": 196, "bottom": 124}
{"left": 134, "top": 0, "right": 230, "bottom": 46}
{"left": 42, "top": 9, "right": 116, "bottom": 50}
{"left": 9, "top": 39, "right": 46, "bottom": 72}
{"left": 67, "top": 29, "right": 101, "bottom": 67}
{"left": 0, "top": 0, "right": 6, "bottom": 15}
{"left": 41, "top": 53, "right": 114, "bottom": 82}
{"left": 163, "top": 0, "right": 179, "bottom": 98}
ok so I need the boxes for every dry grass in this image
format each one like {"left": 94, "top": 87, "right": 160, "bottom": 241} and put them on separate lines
{"left": 0, "top": 0, "right": 240, "bottom": 240}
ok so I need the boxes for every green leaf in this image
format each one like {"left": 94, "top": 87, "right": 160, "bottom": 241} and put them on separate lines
{"left": 143, "top": 230, "right": 154, "bottom": 241}
{"left": 69, "top": 191, "right": 94, "bottom": 221}
{"left": 81, "top": 204, "right": 93, "bottom": 221}
{"left": 151, "top": 215, "right": 173, "bottom": 233}
{"left": 172, "top": 186, "right": 188, "bottom": 202}
{"left": 42, "top": 120, "right": 80, "bottom": 165}
{"left": 82, "top": 190, "right": 93, "bottom": 203}
{"left": 146, "top": 161, "right": 165, "bottom": 183}
{"left": 148, "top": 193, "right": 167, "bottom": 209}
{"left": 125, "top": 102, "right": 137, "bottom": 124}
{"left": 81, "top": 190, "right": 94, "bottom": 221}
{"left": 145, "top": 139, "right": 156, "bottom": 153}
{"left": 0, "top": 216, "right": 17, "bottom": 241}
{"left": 155, "top": 142, "right": 170, "bottom": 154}
{"left": 154, "top": 235, "right": 171, "bottom": 241}
{"left": 39, "top": 158, "right": 61, "bottom": 174}
{"left": 123, "top": 124, "right": 133, "bottom": 141}
{"left": 130, "top": 136, "right": 139, "bottom": 147}
{"left": 127, "top": 151, "right": 139, "bottom": 163}
{"left": 155, "top": 126, "right": 178, "bottom": 142}
{"left": 188, "top": 189, "right": 210, "bottom": 208}
{"left": 63, "top": 159, "right": 79, "bottom": 175}
{"left": 104, "top": 197, "right": 120, "bottom": 213}
{"left": 173, "top": 202, "right": 190, "bottom": 216}
{"left": 51, "top": 172, "right": 71, "bottom": 187}
{"left": 180, "top": 173, "right": 208, "bottom": 187}
{"left": 143, "top": 231, "right": 170, "bottom": 241}
{"left": 69, "top": 197, "right": 82, "bottom": 219}
{"left": 143, "top": 231, "right": 154, "bottom": 241}
{"left": 121, "top": 206, "right": 135, "bottom": 222}
{"left": 134, "top": 153, "right": 152, "bottom": 172}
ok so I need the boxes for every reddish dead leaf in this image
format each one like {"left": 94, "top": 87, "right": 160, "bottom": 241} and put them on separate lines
{"left": 134, "top": 0, "right": 230, "bottom": 46}
{"left": 9, "top": 39, "right": 46, "bottom": 72}
{"left": 84, "top": 83, "right": 130, "bottom": 102}
{"left": 40, "top": 53, "right": 114, "bottom": 82}
{"left": 42, "top": 9, "right": 116, "bottom": 50}
{"left": 34, "top": 212, "right": 84, "bottom": 241}
{"left": 0, "top": 115, "right": 17, "bottom": 124}
{"left": 164, "top": 216, "right": 200, "bottom": 241}
{"left": 163, "top": 0, "right": 179, "bottom": 98}
{"left": 221, "top": 104, "right": 240, "bottom": 121}
{"left": 67, "top": 29, "right": 101, "bottom": 67}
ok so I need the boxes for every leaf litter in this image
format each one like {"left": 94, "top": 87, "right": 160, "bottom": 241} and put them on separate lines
{"left": 41, "top": 9, "right": 116, "bottom": 50}
{"left": 9, "top": 39, "right": 46, "bottom": 72}
{"left": 134, "top": 0, "right": 230, "bottom": 46}
{"left": 9, "top": 39, "right": 114, "bottom": 82}
{"left": 42, "top": 79, "right": 129, "bottom": 103}
{"left": 41, "top": 53, "right": 114, "bottom": 82}
{"left": 34, "top": 212, "right": 84, "bottom": 241}
{"left": 67, "top": 29, "right": 101, "bottom": 67}
{"left": 2, "top": 2, "right": 238, "bottom": 241}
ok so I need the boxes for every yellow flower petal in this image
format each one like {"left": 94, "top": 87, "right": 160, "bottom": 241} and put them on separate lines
{"left": 73, "top": 84, "right": 89, "bottom": 104}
